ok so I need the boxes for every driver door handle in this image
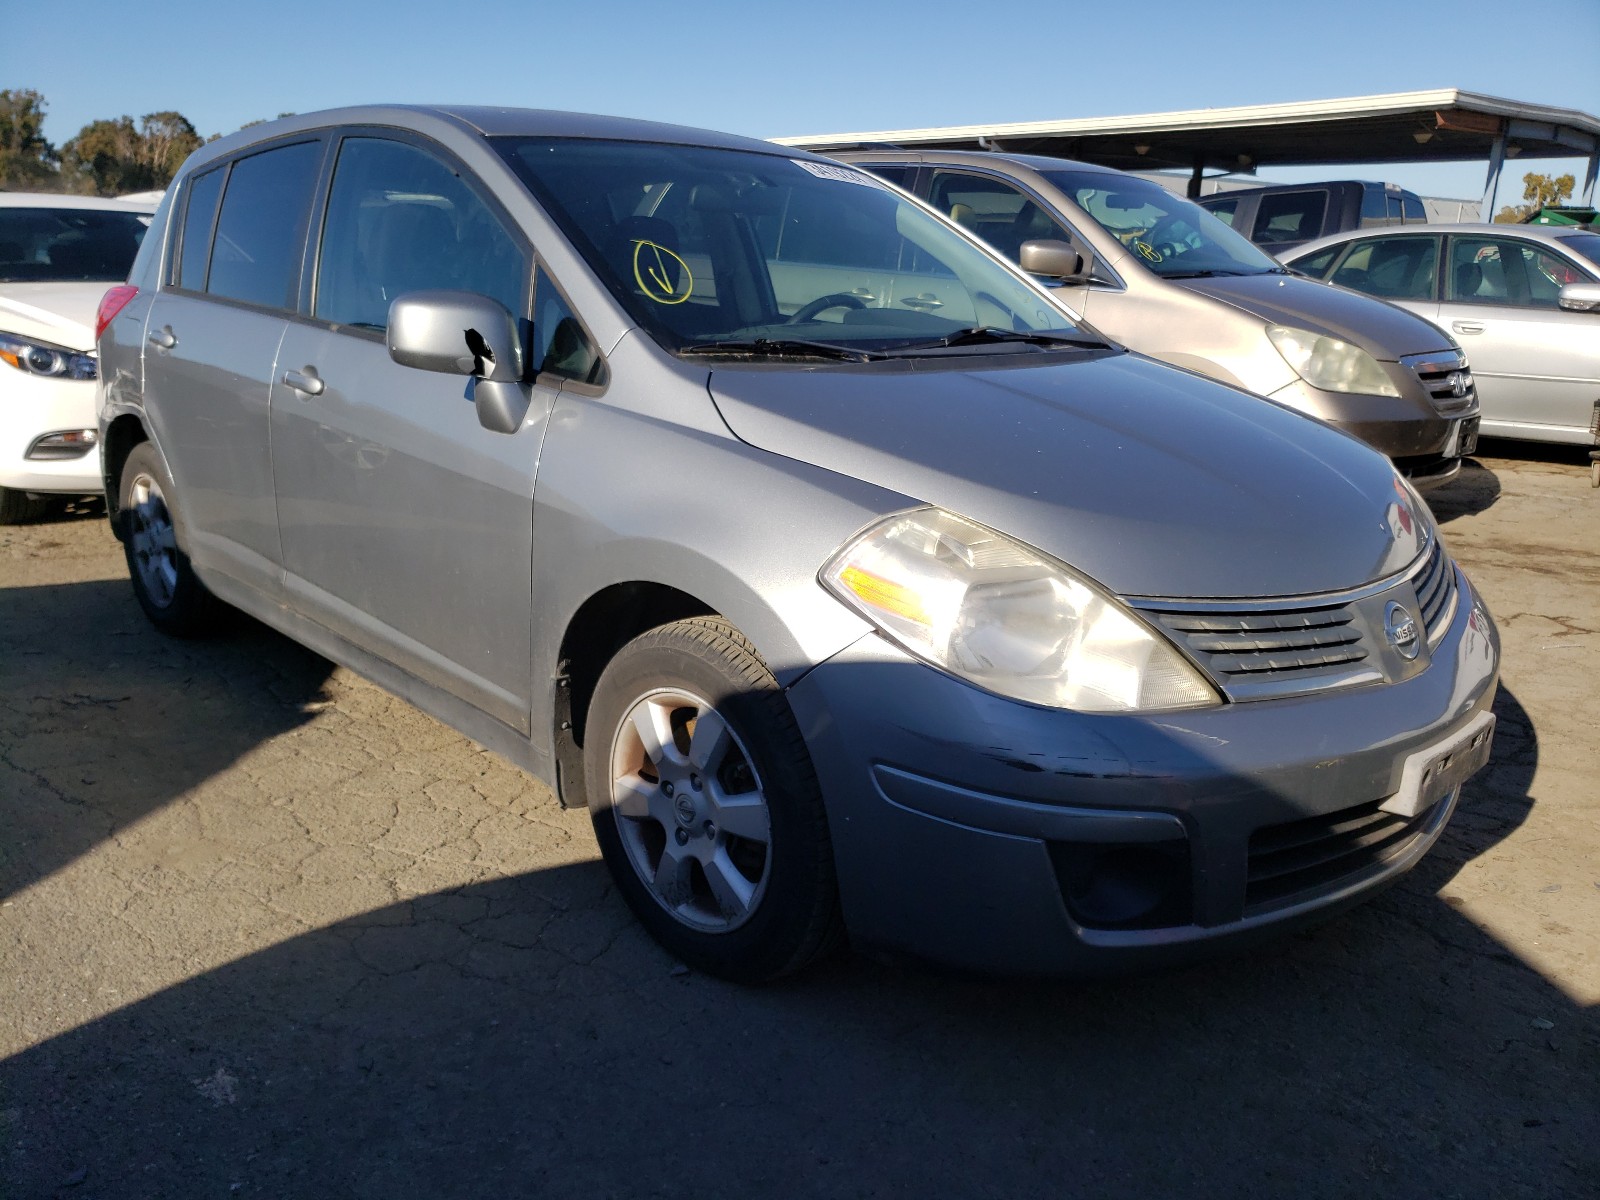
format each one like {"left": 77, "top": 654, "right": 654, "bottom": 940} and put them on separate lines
{"left": 901, "top": 293, "right": 944, "bottom": 311}
{"left": 1452, "top": 321, "right": 1484, "bottom": 335}
{"left": 283, "top": 367, "right": 325, "bottom": 397}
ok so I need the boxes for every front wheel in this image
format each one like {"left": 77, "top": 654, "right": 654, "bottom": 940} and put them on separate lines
{"left": 584, "top": 616, "right": 842, "bottom": 982}
{"left": 118, "top": 442, "right": 225, "bottom": 636}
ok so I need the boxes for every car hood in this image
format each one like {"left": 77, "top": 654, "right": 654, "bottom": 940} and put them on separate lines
{"left": 0, "top": 282, "right": 105, "bottom": 351}
{"left": 708, "top": 351, "right": 1428, "bottom": 600}
{"left": 1175, "top": 273, "right": 1450, "bottom": 360}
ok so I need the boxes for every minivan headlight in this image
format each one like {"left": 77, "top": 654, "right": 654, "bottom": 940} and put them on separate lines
{"left": 821, "top": 508, "right": 1220, "bottom": 712}
{"left": 1266, "top": 324, "right": 1398, "bottom": 397}
{"left": 0, "top": 332, "right": 97, "bottom": 381}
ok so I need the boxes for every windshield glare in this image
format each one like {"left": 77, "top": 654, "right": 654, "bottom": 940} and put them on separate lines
{"left": 496, "top": 139, "right": 1086, "bottom": 353}
{"left": 0, "top": 208, "right": 150, "bottom": 283}
{"left": 1043, "top": 171, "right": 1281, "bottom": 278}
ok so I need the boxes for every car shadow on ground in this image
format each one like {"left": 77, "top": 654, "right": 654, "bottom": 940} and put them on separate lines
{"left": 2, "top": 634, "right": 1593, "bottom": 1200}
{"left": 0, "top": 578, "right": 335, "bottom": 902}
{"left": 1428, "top": 456, "right": 1502, "bottom": 523}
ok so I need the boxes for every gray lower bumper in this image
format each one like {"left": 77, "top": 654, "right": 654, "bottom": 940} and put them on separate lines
{"left": 785, "top": 572, "right": 1500, "bottom": 975}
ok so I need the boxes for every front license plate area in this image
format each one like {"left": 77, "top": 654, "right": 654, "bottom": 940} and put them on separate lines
{"left": 1380, "top": 712, "right": 1496, "bottom": 818}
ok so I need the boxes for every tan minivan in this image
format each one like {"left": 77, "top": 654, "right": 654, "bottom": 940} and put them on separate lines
{"left": 831, "top": 150, "right": 1480, "bottom": 488}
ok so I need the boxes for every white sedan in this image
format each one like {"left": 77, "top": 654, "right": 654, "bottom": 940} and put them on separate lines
{"left": 1, "top": 192, "right": 157, "bottom": 522}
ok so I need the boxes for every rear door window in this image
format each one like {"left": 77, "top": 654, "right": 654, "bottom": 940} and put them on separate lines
{"left": 206, "top": 141, "right": 323, "bottom": 310}
{"left": 1252, "top": 190, "right": 1328, "bottom": 246}
{"left": 927, "top": 171, "right": 1067, "bottom": 262}
{"left": 1328, "top": 235, "right": 1438, "bottom": 300}
{"left": 175, "top": 167, "right": 224, "bottom": 291}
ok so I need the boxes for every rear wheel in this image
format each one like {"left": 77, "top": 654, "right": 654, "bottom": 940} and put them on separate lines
{"left": 584, "top": 616, "right": 842, "bottom": 982}
{"left": 118, "top": 443, "right": 225, "bottom": 636}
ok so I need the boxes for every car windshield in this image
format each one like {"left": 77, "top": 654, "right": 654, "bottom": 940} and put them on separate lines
{"left": 0, "top": 207, "right": 151, "bottom": 283}
{"left": 1042, "top": 171, "right": 1283, "bottom": 279}
{"left": 1555, "top": 232, "right": 1600, "bottom": 272}
{"left": 495, "top": 139, "right": 1093, "bottom": 356}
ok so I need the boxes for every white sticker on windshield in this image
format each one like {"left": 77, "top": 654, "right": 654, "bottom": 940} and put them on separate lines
{"left": 792, "top": 159, "right": 883, "bottom": 187}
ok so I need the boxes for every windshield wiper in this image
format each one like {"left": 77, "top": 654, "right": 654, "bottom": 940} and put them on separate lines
{"left": 884, "top": 326, "right": 1107, "bottom": 353}
{"left": 1162, "top": 268, "right": 1269, "bottom": 279}
{"left": 679, "top": 338, "right": 882, "bottom": 362}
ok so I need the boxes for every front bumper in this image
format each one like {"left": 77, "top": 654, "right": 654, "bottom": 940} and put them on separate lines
{"left": 785, "top": 568, "right": 1500, "bottom": 975}
{"left": 1267, "top": 377, "right": 1477, "bottom": 465}
{"left": 0, "top": 369, "right": 102, "bottom": 494}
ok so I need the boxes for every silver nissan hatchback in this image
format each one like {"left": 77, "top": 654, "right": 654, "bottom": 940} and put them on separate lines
{"left": 98, "top": 107, "right": 1500, "bottom": 982}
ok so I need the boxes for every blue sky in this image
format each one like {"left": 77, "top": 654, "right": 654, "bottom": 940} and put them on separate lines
{"left": 29, "top": 0, "right": 1600, "bottom": 207}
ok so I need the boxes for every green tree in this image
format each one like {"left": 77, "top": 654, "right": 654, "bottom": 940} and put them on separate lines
{"left": 1494, "top": 171, "right": 1576, "bottom": 223}
{"left": 61, "top": 110, "right": 202, "bottom": 195}
{"left": 0, "top": 88, "right": 59, "bottom": 188}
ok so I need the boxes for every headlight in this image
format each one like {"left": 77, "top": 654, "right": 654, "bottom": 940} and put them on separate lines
{"left": 0, "top": 332, "right": 97, "bottom": 381}
{"left": 1266, "top": 324, "right": 1398, "bottom": 397}
{"left": 821, "top": 507, "right": 1220, "bottom": 712}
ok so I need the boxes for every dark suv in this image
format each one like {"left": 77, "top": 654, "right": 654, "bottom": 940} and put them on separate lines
{"left": 1199, "top": 181, "right": 1428, "bottom": 254}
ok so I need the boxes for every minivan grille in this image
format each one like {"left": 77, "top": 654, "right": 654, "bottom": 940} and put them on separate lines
{"left": 1401, "top": 349, "right": 1476, "bottom": 416}
{"left": 1245, "top": 797, "right": 1440, "bottom": 912}
{"left": 1136, "top": 538, "right": 1459, "bottom": 700}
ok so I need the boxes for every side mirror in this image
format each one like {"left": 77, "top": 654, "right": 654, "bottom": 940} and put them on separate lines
{"left": 1019, "top": 239, "right": 1086, "bottom": 283}
{"left": 387, "top": 290, "right": 524, "bottom": 379}
{"left": 1558, "top": 281, "right": 1600, "bottom": 312}
{"left": 387, "top": 290, "right": 530, "bottom": 435}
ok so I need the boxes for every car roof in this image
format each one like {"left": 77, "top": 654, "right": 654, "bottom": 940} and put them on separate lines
{"left": 1283, "top": 222, "right": 1600, "bottom": 263}
{"left": 189, "top": 105, "right": 798, "bottom": 173}
{"left": 0, "top": 192, "right": 158, "bottom": 213}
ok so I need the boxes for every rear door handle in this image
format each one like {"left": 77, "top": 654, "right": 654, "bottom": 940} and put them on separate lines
{"left": 283, "top": 367, "right": 325, "bottom": 397}
{"left": 147, "top": 325, "right": 177, "bottom": 350}
{"left": 1452, "top": 321, "right": 1484, "bottom": 335}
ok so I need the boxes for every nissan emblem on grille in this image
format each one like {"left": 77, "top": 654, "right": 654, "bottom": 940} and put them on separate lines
{"left": 1385, "top": 602, "right": 1421, "bottom": 661}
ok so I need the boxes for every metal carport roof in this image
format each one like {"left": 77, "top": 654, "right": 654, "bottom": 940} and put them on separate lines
{"left": 774, "top": 90, "right": 1600, "bottom": 209}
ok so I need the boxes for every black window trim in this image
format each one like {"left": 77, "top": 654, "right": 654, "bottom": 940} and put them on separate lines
{"left": 162, "top": 134, "right": 331, "bottom": 318}
{"left": 531, "top": 255, "right": 609, "bottom": 394}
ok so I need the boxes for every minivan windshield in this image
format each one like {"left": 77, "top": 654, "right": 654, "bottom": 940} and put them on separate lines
{"left": 496, "top": 139, "right": 1094, "bottom": 356}
{"left": 1042, "top": 172, "right": 1284, "bottom": 280}
{"left": 0, "top": 207, "right": 151, "bottom": 283}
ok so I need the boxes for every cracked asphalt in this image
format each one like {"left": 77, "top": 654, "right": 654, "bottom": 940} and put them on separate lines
{"left": 2, "top": 442, "right": 1597, "bottom": 1199}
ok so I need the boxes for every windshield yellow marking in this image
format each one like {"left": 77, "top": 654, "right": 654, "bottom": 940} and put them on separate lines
{"left": 633, "top": 240, "right": 693, "bottom": 305}
{"left": 1134, "top": 240, "right": 1164, "bottom": 263}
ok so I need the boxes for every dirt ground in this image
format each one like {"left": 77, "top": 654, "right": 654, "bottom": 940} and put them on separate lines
{"left": 1, "top": 440, "right": 1596, "bottom": 1199}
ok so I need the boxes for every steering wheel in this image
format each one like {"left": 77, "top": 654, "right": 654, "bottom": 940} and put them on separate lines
{"left": 788, "top": 292, "right": 867, "bottom": 323}
{"left": 1143, "top": 217, "right": 1193, "bottom": 261}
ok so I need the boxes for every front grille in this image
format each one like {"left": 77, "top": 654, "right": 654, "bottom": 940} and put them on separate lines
{"left": 1245, "top": 797, "right": 1441, "bottom": 912}
{"left": 1152, "top": 605, "right": 1367, "bottom": 682}
{"left": 1401, "top": 349, "right": 1476, "bottom": 416}
{"left": 1136, "top": 537, "right": 1459, "bottom": 700}
{"left": 1412, "top": 539, "right": 1457, "bottom": 644}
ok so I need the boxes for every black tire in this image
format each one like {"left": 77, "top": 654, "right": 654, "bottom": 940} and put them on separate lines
{"left": 0, "top": 486, "right": 52, "bottom": 525}
{"left": 584, "top": 616, "right": 843, "bottom": 983}
{"left": 118, "top": 442, "right": 226, "bottom": 637}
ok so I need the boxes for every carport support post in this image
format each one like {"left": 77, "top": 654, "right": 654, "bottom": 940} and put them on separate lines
{"left": 1480, "top": 134, "right": 1506, "bottom": 221}
{"left": 1582, "top": 152, "right": 1598, "bottom": 205}
{"left": 1188, "top": 155, "right": 1205, "bottom": 199}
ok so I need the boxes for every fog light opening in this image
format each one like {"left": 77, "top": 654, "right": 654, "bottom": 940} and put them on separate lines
{"left": 1050, "top": 842, "right": 1192, "bottom": 930}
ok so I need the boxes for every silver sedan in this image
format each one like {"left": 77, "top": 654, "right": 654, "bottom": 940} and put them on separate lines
{"left": 1284, "top": 223, "right": 1600, "bottom": 446}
